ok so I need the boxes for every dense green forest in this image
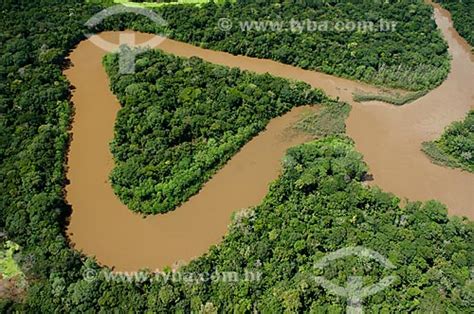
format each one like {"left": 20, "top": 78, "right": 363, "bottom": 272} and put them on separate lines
{"left": 0, "top": 0, "right": 472, "bottom": 311}
{"left": 93, "top": 0, "right": 450, "bottom": 91}
{"left": 436, "top": 0, "right": 474, "bottom": 46}
{"left": 7, "top": 137, "right": 474, "bottom": 312}
{"left": 0, "top": 0, "right": 101, "bottom": 308}
{"left": 145, "top": 0, "right": 450, "bottom": 91}
{"left": 105, "top": 50, "right": 324, "bottom": 214}
{"left": 423, "top": 110, "right": 474, "bottom": 172}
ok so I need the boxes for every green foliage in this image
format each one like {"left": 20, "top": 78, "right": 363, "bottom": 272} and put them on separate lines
{"left": 353, "top": 89, "right": 428, "bottom": 105}
{"left": 104, "top": 49, "right": 324, "bottom": 214}
{"left": 24, "top": 137, "right": 474, "bottom": 312}
{"left": 0, "top": 241, "right": 28, "bottom": 302}
{"left": 0, "top": 0, "right": 469, "bottom": 312}
{"left": 422, "top": 110, "right": 474, "bottom": 172}
{"left": 0, "top": 0, "right": 99, "bottom": 289}
{"left": 148, "top": 0, "right": 450, "bottom": 91}
{"left": 436, "top": 0, "right": 474, "bottom": 46}
{"left": 0, "top": 241, "right": 23, "bottom": 279}
{"left": 293, "top": 101, "right": 351, "bottom": 136}
{"left": 110, "top": 0, "right": 218, "bottom": 8}
{"left": 90, "top": 0, "right": 451, "bottom": 91}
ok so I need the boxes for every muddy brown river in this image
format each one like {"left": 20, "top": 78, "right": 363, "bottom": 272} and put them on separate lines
{"left": 65, "top": 3, "right": 473, "bottom": 271}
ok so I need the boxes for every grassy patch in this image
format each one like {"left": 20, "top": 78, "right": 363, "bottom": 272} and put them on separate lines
{"left": 0, "top": 241, "right": 27, "bottom": 303}
{"left": 0, "top": 241, "right": 23, "bottom": 279}
{"left": 293, "top": 101, "right": 351, "bottom": 138}
{"left": 353, "top": 89, "right": 428, "bottom": 106}
{"left": 108, "top": 0, "right": 218, "bottom": 8}
{"left": 421, "top": 141, "right": 466, "bottom": 170}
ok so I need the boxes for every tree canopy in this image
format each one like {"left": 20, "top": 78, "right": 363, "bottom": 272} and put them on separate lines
{"left": 141, "top": 0, "right": 451, "bottom": 90}
{"left": 15, "top": 137, "right": 474, "bottom": 312}
{"left": 105, "top": 49, "right": 324, "bottom": 214}
{"left": 423, "top": 110, "right": 474, "bottom": 172}
{"left": 0, "top": 0, "right": 471, "bottom": 312}
{"left": 89, "top": 0, "right": 451, "bottom": 90}
{"left": 435, "top": 0, "right": 474, "bottom": 46}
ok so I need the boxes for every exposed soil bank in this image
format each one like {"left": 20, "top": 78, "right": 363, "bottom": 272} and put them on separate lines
{"left": 65, "top": 4, "right": 472, "bottom": 271}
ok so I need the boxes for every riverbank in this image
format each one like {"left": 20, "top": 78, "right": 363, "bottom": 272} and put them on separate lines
{"left": 65, "top": 3, "right": 472, "bottom": 271}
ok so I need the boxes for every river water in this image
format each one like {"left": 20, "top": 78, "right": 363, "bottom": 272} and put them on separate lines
{"left": 65, "top": 3, "right": 473, "bottom": 271}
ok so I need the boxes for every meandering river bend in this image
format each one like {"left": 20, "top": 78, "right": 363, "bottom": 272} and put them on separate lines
{"left": 65, "top": 3, "right": 473, "bottom": 271}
